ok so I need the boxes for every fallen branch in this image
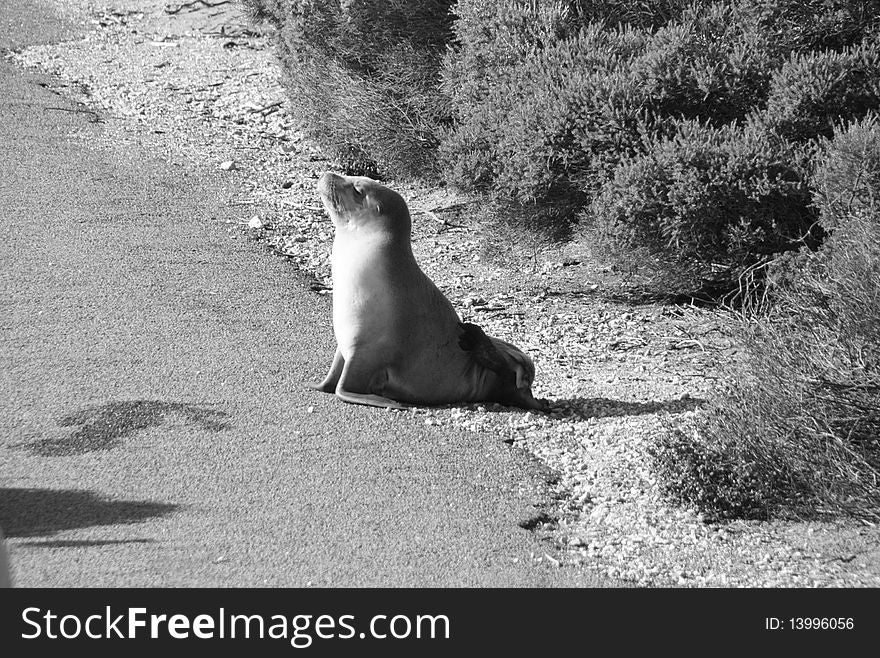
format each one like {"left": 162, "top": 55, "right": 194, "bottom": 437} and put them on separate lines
{"left": 412, "top": 208, "right": 466, "bottom": 230}
{"left": 246, "top": 100, "right": 283, "bottom": 115}
{"left": 165, "top": 0, "right": 232, "bottom": 15}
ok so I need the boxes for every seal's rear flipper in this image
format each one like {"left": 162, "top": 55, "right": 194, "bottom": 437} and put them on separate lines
{"left": 459, "top": 322, "right": 547, "bottom": 411}
{"left": 458, "top": 322, "right": 515, "bottom": 385}
{"left": 459, "top": 322, "right": 539, "bottom": 390}
{"left": 487, "top": 336, "right": 535, "bottom": 390}
{"left": 513, "top": 392, "right": 551, "bottom": 412}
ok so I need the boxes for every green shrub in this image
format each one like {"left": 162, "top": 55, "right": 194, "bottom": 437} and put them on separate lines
{"left": 442, "top": 20, "right": 648, "bottom": 205}
{"left": 764, "top": 39, "right": 880, "bottom": 142}
{"left": 443, "top": 2, "right": 761, "bottom": 200}
{"left": 812, "top": 112, "right": 880, "bottom": 226}
{"left": 649, "top": 413, "right": 803, "bottom": 519}
{"left": 240, "top": 0, "right": 285, "bottom": 25}
{"left": 441, "top": 0, "right": 778, "bottom": 197}
{"left": 589, "top": 117, "right": 819, "bottom": 288}
{"left": 628, "top": 2, "right": 776, "bottom": 126}
{"left": 249, "top": 0, "right": 880, "bottom": 298}
{"left": 744, "top": 0, "right": 880, "bottom": 53}
{"left": 439, "top": 1, "right": 594, "bottom": 196}
{"left": 439, "top": 0, "right": 880, "bottom": 294}
{"left": 652, "top": 114, "right": 880, "bottom": 520}
{"left": 800, "top": 113, "right": 880, "bottom": 363}
{"left": 246, "top": 0, "right": 455, "bottom": 178}
{"left": 441, "top": 1, "right": 802, "bottom": 284}
{"left": 570, "top": 0, "right": 692, "bottom": 28}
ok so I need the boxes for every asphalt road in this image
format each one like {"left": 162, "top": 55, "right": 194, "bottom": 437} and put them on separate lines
{"left": 0, "top": 1, "right": 602, "bottom": 586}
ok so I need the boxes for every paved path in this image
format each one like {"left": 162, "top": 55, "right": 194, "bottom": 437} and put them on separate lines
{"left": 0, "top": 0, "right": 602, "bottom": 586}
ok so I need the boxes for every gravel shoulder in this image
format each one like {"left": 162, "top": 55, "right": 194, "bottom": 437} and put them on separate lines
{"left": 8, "top": 0, "right": 879, "bottom": 587}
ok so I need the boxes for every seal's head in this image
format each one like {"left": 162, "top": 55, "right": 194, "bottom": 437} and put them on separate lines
{"left": 317, "top": 172, "right": 411, "bottom": 234}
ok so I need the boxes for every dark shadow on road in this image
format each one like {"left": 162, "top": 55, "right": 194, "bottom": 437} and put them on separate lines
{"left": 0, "top": 488, "right": 178, "bottom": 538}
{"left": 547, "top": 396, "right": 706, "bottom": 419}
{"left": 19, "top": 538, "right": 156, "bottom": 548}
{"left": 20, "top": 400, "right": 230, "bottom": 456}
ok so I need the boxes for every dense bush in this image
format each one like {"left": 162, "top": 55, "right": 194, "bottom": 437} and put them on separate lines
{"left": 764, "top": 40, "right": 880, "bottom": 142}
{"left": 242, "top": 0, "right": 455, "bottom": 178}
{"left": 628, "top": 3, "right": 776, "bottom": 126}
{"left": 651, "top": 114, "right": 880, "bottom": 519}
{"left": 440, "top": 0, "right": 880, "bottom": 294}
{"left": 568, "top": 0, "right": 693, "bottom": 28}
{"left": 746, "top": 0, "right": 880, "bottom": 53}
{"left": 590, "top": 117, "right": 819, "bottom": 288}
{"left": 248, "top": 0, "right": 880, "bottom": 275}
{"left": 240, "top": 0, "right": 287, "bottom": 26}
{"left": 441, "top": 20, "right": 647, "bottom": 207}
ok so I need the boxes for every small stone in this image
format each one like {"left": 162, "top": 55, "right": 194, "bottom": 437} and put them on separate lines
{"left": 589, "top": 505, "right": 608, "bottom": 523}
{"left": 544, "top": 553, "right": 560, "bottom": 567}
{"left": 248, "top": 216, "right": 263, "bottom": 229}
{"left": 220, "top": 160, "right": 236, "bottom": 171}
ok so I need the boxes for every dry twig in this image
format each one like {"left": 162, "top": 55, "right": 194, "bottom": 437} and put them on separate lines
{"left": 165, "top": 1, "right": 233, "bottom": 15}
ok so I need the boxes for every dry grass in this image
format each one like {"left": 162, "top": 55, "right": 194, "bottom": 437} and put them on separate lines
{"left": 651, "top": 115, "right": 880, "bottom": 521}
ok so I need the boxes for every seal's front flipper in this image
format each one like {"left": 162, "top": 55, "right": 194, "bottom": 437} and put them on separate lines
{"left": 310, "top": 348, "right": 344, "bottom": 393}
{"left": 335, "top": 389, "right": 409, "bottom": 410}
{"left": 335, "top": 357, "right": 408, "bottom": 409}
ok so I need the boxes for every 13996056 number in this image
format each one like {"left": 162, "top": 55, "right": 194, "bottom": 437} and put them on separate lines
{"left": 790, "top": 618, "right": 854, "bottom": 630}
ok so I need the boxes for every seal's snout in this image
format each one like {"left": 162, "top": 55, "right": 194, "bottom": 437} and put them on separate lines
{"left": 317, "top": 172, "right": 345, "bottom": 198}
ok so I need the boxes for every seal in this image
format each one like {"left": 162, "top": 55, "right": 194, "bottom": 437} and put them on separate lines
{"left": 312, "top": 171, "right": 548, "bottom": 411}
